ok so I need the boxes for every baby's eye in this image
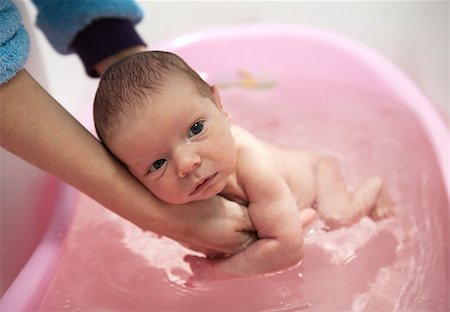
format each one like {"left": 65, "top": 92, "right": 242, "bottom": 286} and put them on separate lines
{"left": 188, "top": 121, "right": 204, "bottom": 139}
{"left": 149, "top": 159, "right": 166, "bottom": 173}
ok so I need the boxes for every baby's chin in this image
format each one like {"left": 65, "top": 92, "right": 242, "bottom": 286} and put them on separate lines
{"left": 157, "top": 194, "right": 213, "bottom": 205}
{"left": 163, "top": 191, "right": 222, "bottom": 205}
{"left": 158, "top": 197, "right": 190, "bottom": 205}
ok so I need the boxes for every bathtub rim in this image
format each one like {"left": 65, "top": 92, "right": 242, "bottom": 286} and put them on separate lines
{"left": 0, "top": 181, "right": 76, "bottom": 311}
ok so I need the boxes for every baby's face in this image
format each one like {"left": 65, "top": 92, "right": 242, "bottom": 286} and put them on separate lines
{"left": 107, "top": 76, "right": 237, "bottom": 204}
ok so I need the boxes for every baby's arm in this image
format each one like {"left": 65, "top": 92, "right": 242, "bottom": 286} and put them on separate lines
{"left": 203, "top": 146, "right": 305, "bottom": 277}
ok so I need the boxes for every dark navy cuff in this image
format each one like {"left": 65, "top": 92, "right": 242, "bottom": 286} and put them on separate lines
{"left": 70, "top": 18, "right": 146, "bottom": 77}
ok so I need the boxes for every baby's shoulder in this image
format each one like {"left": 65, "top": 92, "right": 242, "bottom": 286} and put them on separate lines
{"left": 231, "top": 125, "right": 264, "bottom": 151}
{"left": 230, "top": 125, "right": 253, "bottom": 141}
{"left": 231, "top": 125, "right": 277, "bottom": 175}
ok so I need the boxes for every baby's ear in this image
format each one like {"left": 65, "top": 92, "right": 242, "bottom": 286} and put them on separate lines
{"left": 210, "top": 86, "right": 231, "bottom": 120}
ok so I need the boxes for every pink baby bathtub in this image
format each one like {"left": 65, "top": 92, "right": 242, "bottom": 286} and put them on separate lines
{"left": 1, "top": 24, "right": 448, "bottom": 311}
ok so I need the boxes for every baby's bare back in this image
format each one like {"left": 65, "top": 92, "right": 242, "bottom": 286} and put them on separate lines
{"left": 232, "top": 126, "right": 394, "bottom": 227}
{"left": 265, "top": 142, "right": 393, "bottom": 226}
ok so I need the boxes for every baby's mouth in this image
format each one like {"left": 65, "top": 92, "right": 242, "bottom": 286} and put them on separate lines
{"left": 190, "top": 172, "right": 218, "bottom": 196}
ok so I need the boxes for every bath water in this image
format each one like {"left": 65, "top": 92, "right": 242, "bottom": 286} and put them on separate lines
{"left": 39, "top": 77, "right": 449, "bottom": 311}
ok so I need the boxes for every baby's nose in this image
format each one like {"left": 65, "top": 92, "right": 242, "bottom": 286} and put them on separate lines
{"left": 176, "top": 152, "right": 201, "bottom": 178}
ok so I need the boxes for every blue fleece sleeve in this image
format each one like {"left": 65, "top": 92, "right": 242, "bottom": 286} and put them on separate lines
{"left": 32, "top": 0, "right": 143, "bottom": 54}
{"left": 0, "top": 0, "right": 30, "bottom": 84}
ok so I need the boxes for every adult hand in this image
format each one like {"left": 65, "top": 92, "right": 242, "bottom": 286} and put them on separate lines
{"left": 161, "top": 196, "right": 256, "bottom": 257}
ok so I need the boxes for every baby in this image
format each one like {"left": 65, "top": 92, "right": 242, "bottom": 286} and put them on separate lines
{"left": 93, "top": 51, "right": 394, "bottom": 277}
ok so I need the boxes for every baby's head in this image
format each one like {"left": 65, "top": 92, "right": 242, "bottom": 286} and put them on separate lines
{"left": 94, "top": 51, "right": 237, "bottom": 204}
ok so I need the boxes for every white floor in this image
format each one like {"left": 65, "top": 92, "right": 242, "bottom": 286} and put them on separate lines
{"left": 19, "top": 1, "right": 448, "bottom": 123}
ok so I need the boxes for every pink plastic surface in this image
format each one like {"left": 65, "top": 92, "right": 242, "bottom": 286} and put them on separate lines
{"left": 1, "top": 24, "right": 448, "bottom": 311}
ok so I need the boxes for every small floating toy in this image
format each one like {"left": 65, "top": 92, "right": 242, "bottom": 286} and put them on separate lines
{"left": 215, "top": 69, "right": 276, "bottom": 89}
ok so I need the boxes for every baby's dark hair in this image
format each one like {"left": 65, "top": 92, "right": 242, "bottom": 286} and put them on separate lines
{"left": 93, "top": 51, "right": 213, "bottom": 142}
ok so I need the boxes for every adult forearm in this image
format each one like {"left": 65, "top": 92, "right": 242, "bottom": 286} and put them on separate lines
{"left": 0, "top": 70, "right": 163, "bottom": 229}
